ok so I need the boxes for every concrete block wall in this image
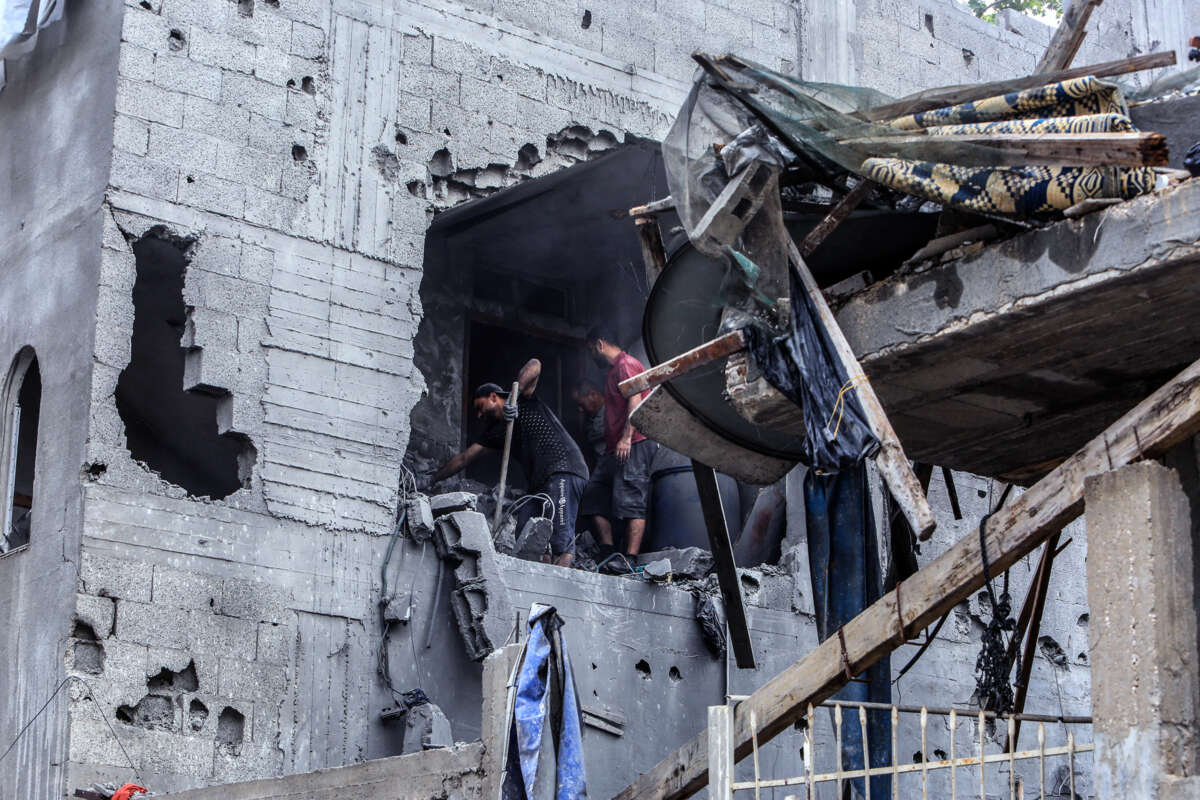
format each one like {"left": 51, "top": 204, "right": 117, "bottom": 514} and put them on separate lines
{"left": 0, "top": 0, "right": 1171, "bottom": 795}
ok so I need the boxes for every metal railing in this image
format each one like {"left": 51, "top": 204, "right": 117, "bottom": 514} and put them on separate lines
{"left": 708, "top": 699, "right": 1093, "bottom": 800}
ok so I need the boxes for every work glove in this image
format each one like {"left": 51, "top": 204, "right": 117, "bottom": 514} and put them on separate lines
{"left": 503, "top": 399, "right": 518, "bottom": 422}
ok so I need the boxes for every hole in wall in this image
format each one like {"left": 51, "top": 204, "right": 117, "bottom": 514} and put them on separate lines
{"left": 264, "top": 0, "right": 279, "bottom": 6}
{"left": 292, "top": 144, "right": 308, "bottom": 161}
{"left": 301, "top": 76, "right": 316, "bottom": 95}
{"left": 923, "top": 13, "right": 934, "bottom": 35}
{"left": 168, "top": 28, "right": 186, "bottom": 51}
{"left": 117, "top": 695, "right": 175, "bottom": 731}
{"left": 395, "top": 130, "right": 408, "bottom": 145}
{"left": 286, "top": 79, "right": 296, "bottom": 89}
{"left": 1038, "top": 635, "right": 1068, "bottom": 668}
{"left": 237, "top": 0, "right": 254, "bottom": 16}
{"left": 71, "top": 622, "right": 106, "bottom": 675}
{"left": 4, "top": 350, "right": 39, "bottom": 552}
{"left": 933, "top": 749, "right": 947, "bottom": 760}
{"left": 581, "top": 9, "right": 591, "bottom": 29}
{"left": 962, "top": 48, "right": 975, "bottom": 66}
{"left": 189, "top": 698, "right": 209, "bottom": 732}
{"left": 634, "top": 659, "right": 651, "bottom": 679}
{"left": 139, "top": 0, "right": 151, "bottom": 8}
{"left": 148, "top": 660, "right": 200, "bottom": 693}
{"left": 216, "top": 707, "right": 246, "bottom": 756}
{"left": 515, "top": 143, "right": 541, "bottom": 171}
{"left": 114, "top": 229, "right": 255, "bottom": 499}
{"left": 668, "top": 666, "right": 682, "bottom": 682}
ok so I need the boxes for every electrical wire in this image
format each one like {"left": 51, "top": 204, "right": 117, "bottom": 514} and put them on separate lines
{"left": 0, "top": 675, "right": 139, "bottom": 782}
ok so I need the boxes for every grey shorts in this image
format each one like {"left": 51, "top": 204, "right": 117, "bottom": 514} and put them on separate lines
{"left": 581, "top": 440, "right": 658, "bottom": 520}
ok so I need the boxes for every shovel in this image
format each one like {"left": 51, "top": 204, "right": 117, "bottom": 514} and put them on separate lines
{"left": 492, "top": 381, "right": 520, "bottom": 531}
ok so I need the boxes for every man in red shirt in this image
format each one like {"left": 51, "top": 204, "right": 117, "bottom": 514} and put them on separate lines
{"left": 581, "top": 326, "right": 657, "bottom": 564}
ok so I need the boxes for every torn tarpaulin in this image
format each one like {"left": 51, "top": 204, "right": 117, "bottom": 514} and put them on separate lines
{"left": 1, "top": 0, "right": 64, "bottom": 91}
{"left": 743, "top": 265, "right": 879, "bottom": 473}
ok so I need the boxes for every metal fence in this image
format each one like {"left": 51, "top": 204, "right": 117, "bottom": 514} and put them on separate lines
{"left": 708, "top": 699, "right": 1093, "bottom": 800}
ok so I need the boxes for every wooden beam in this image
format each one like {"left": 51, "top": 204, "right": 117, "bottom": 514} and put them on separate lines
{"left": 787, "top": 239, "right": 937, "bottom": 541}
{"left": 796, "top": 180, "right": 875, "bottom": 258}
{"left": 627, "top": 196, "right": 676, "bottom": 216}
{"left": 692, "top": 460, "right": 756, "bottom": 669}
{"left": 707, "top": 706, "right": 734, "bottom": 800}
{"left": 860, "top": 50, "right": 1176, "bottom": 122}
{"left": 842, "top": 131, "right": 1169, "bottom": 168}
{"left": 1006, "top": 532, "right": 1061, "bottom": 751}
{"left": 1036, "top": 0, "right": 1103, "bottom": 73}
{"left": 634, "top": 215, "right": 669, "bottom": 290}
{"left": 618, "top": 330, "right": 747, "bottom": 399}
{"left": 865, "top": 50, "right": 1174, "bottom": 123}
{"left": 614, "top": 354, "right": 1200, "bottom": 800}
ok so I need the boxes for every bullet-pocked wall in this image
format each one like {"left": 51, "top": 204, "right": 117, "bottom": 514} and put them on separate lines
{"left": 0, "top": 0, "right": 1181, "bottom": 796}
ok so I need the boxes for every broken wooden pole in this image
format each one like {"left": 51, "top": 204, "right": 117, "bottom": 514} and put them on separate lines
{"left": 796, "top": 180, "right": 875, "bottom": 258}
{"left": 786, "top": 238, "right": 937, "bottom": 541}
{"left": 693, "top": 460, "right": 756, "bottom": 669}
{"left": 618, "top": 330, "right": 747, "bottom": 399}
{"left": 860, "top": 50, "right": 1175, "bottom": 122}
{"left": 614, "top": 354, "right": 1200, "bottom": 800}
{"left": 634, "top": 215, "right": 669, "bottom": 289}
{"left": 843, "top": 131, "right": 1170, "bottom": 168}
{"left": 1006, "top": 531, "right": 1061, "bottom": 752}
{"left": 1036, "top": 0, "right": 1103, "bottom": 73}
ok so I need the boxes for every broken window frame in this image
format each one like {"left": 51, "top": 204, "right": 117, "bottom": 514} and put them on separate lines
{"left": 1, "top": 347, "right": 39, "bottom": 555}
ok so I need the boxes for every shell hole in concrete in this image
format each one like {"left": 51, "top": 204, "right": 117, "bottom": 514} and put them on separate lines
{"left": 635, "top": 659, "right": 651, "bottom": 679}
{"left": 301, "top": 76, "right": 316, "bottom": 95}
{"left": 148, "top": 660, "right": 200, "bottom": 693}
{"left": 237, "top": 0, "right": 254, "bottom": 16}
{"left": 167, "top": 28, "right": 185, "bottom": 51}
{"left": 581, "top": 9, "right": 591, "bottom": 28}
{"left": 292, "top": 144, "right": 308, "bottom": 161}
{"left": 4, "top": 349, "right": 40, "bottom": 552}
{"left": 117, "top": 694, "right": 175, "bottom": 731}
{"left": 114, "top": 229, "right": 255, "bottom": 499}
{"left": 668, "top": 666, "right": 682, "bottom": 682}
{"left": 189, "top": 698, "right": 209, "bottom": 731}
{"left": 409, "top": 141, "right": 672, "bottom": 499}
{"left": 217, "top": 707, "right": 246, "bottom": 755}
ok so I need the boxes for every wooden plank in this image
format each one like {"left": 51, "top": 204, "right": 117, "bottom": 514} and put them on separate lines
{"left": 618, "top": 330, "right": 748, "bottom": 398}
{"left": 1036, "top": 0, "right": 1103, "bottom": 73}
{"left": 841, "top": 131, "right": 1169, "bottom": 168}
{"left": 692, "top": 460, "right": 756, "bottom": 669}
{"left": 1006, "top": 531, "right": 1060, "bottom": 751}
{"left": 635, "top": 215, "right": 669, "bottom": 290}
{"left": 614, "top": 354, "right": 1200, "bottom": 800}
{"left": 628, "top": 196, "right": 676, "bottom": 216}
{"left": 787, "top": 238, "right": 937, "bottom": 541}
{"left": 707, "top": 706, "right": 734, "bottom": 800}
{"left": 796, "top": 180, "right": 875, "bottom": 258}
{"left": 860, "top": 50, "right": 1175, "bottom": 122}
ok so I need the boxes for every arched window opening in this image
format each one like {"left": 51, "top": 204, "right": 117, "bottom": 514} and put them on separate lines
{"left": 3, "top": 352, "right": 40, "bottom": 553}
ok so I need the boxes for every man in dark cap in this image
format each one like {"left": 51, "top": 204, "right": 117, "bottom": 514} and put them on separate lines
{"left": 432, "top": 358, "right": 589, "bottom": 566}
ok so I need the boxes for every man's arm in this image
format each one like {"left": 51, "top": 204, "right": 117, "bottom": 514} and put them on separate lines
{"left": 517, "top": 358, "right": 541, "bottom": 398}
{"left": 615, "top": 371, "right": 648, "bottom": 463}
{"left": 432, "top": 443, "right": 488, "bottom": 483}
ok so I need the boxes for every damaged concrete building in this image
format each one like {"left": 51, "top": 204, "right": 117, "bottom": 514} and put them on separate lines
{"left": 1, "top": 0, "right": 1197, "bottom": 798}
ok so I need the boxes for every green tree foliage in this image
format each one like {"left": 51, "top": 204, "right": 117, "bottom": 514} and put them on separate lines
{"left": 966, "top": 0, "right": 1063, "bottom": 23}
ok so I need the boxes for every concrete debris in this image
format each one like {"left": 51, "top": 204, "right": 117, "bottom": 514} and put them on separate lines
{"left": 433, "top": 511, "right": 514, "bottom": 661}
{"left": 402, "top": 702, "right": 453, "bottom": 754}
{"left": 513, "top": 516, "right": 553, "bottom": 560}
{"left": 493, "top": 514, "right": 518, "bottom": 555}
{"left": 383, "top": 592, "right": 412, "bottom": 624}
{"left": 406, "top": 496, "right": 435, "bottom": 541}
{"left": 638, "top": 547, "right": 713, "bottom": 580}
{"left": 641, "top": 558, "right": 672, "bottom": 581}
{"left": 430, "top": 492, "right": 478, "bottom": 517}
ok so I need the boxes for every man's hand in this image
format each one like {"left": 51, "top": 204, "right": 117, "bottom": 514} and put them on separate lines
{"left": 616, "top": 435, "right": 632, "bottom": 463}
{"left": 503, "top": 399, "right": 518, "bottom": 423}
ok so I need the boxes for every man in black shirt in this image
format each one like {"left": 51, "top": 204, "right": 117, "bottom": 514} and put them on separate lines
{"left": 432, "top": 358, "right": 589, "bottom": 566}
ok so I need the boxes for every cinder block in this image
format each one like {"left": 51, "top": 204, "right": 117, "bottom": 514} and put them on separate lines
{"left": 190, "top": 611, "right": 259, "bottom": 657}
{"left": 218, "top": 577, "right": 292, "bottom": 624}
{"left": 222, "top": 72, "right": 288, "bottom": 121}
{"left": 119, "top": 43, "right": 156, "bottom": 83}
{"left": 75, "top": 593, "right": 117, "bottom": 639}
{"left": 153, "top": 53, "right": 223, "bottom": 101}
{"left": 151, "top": 566, "right": 223, "bottom": 610}
{"left": 183, "top": 94, "right": 251, "bottom": 145}
{"left": 256, "top": 622, "right": 292, "bottom": 664}
{"left": 80, "top": 552, "right": 154, "bottom": 603}
{"left": 290, "top": 21, "right": 325, "bottom": 59}
{"left": 113, "top": 114, "right": 150, "bottom": 157}
{"left": 218, "top": 657, "right": 288, "bottom": 701}
{"left": 121, "top": 5, "right": 173, "bottom": 52}
{"left": 178, "top": 171, "right": 247, "bottom": 217}
{"left": 116, "top": 77, "right": 185, "bottom": 127}
{"left": 189, "top": 27, "right": 257, "bottom": 74}
{"left": 148, "top": 123, "right": 220, "bottom": 172}
{"left": 115, "top": 600, "right": 190, "bottom": 649}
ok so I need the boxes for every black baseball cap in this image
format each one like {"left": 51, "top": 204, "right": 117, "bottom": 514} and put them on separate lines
{"left": 474, "top": 382, "right": 509, "bottom": 399}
